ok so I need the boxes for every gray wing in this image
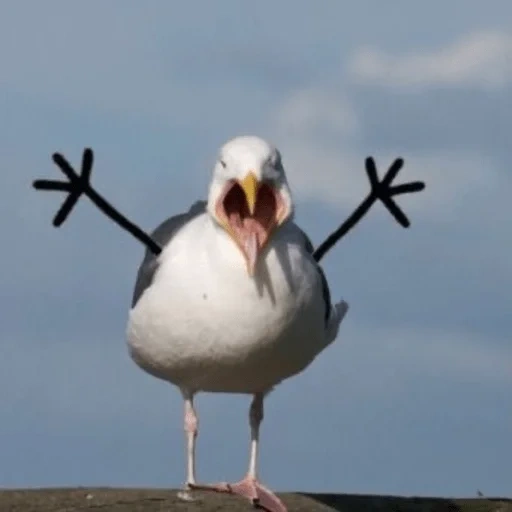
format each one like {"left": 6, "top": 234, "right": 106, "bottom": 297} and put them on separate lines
{"left": 131, "top": 200, "right": 207, "bottom": 308}
{"left": 297, "top": 227, "right": 332, "bottom": 325}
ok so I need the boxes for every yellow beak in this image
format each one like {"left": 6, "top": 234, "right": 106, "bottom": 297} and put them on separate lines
{"left": 238, "top": 171, "right": 259, "bottom": 215}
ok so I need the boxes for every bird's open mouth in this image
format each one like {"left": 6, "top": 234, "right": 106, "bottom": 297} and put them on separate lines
{"left": 216, "top": 173, "right": 286, "bottom": 275}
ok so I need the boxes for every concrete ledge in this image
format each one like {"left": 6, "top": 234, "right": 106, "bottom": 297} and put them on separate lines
{"left": 1, "top": 488, "right": 511, "bottom": 512}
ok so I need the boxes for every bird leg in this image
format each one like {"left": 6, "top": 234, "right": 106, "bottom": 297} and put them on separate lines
{"left": 189, "top": 393, "right": 287, "bottom": 512}
{"left": 184, "top": 396, "right": 198, "bottom": 486}
{"left": 177, "top": 393, "right": 199, "bottom": 501}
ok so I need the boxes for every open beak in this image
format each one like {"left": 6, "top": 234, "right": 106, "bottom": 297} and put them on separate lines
{"left": 236, "top": 171, "right": 260, "bottom": 274}
{"left": 217, "top": 170, "right": 287, "bottom": 277}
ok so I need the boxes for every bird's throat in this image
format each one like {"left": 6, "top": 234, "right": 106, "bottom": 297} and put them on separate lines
{"left": 217, "top": 180, "right": 281, "bottom": 275}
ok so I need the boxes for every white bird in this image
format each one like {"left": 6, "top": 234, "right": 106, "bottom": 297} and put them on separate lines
{"left": 126, "top": 135, "right": 348, "bottom": 511}
{"left": 36, "top": 131, "right": 423, "bottom": 511}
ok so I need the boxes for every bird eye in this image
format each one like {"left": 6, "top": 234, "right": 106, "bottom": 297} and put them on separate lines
{"left": 219, "top": 160, "right": 227, "bottom": 169}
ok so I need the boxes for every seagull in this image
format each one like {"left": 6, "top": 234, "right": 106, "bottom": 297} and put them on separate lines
{"left": 126, "top": 135, "right": 348, "bottom": 511}
{"left": 34, "top": 133, "right": 425, "bottom": 512}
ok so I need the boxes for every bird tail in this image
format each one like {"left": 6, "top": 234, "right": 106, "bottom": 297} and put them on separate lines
{"left": 325, "top": 299, "right": 349, "bottom": 347}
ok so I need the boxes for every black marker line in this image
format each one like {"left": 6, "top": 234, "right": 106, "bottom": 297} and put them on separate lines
{"left": 314, "top": 157, "right": 425, "bottom": 262}
{"left": 33, "top": 148, "right": 162, "bottom": 255}
{"left": 34, "top": 148, "right": 425, "bottom": 263}
{"left": 313, "top": 194, "right": 375, "bottom": 262}
{"left": 83, "top": 181, "right": 162, "bottom": 255}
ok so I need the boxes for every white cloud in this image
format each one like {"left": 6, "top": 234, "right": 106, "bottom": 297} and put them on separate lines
{"left": 269, "top": 83, "right": 512, "bottom": 286}
{"left": 348, "top": 30, "right": 512, "bottom": 90}
{"left": 274, "top": 136, "right": 366, "bottom": 208}
{"left": 271, "top": 86, "right": 511, "bottom": 222}
{"left": 270, "top": 87, "right": 366, "bottom": 208}
{"left": 273, "top": 87, "right": 360, "bottom": 140}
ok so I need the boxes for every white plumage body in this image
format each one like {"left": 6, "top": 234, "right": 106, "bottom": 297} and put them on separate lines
{"left": 127, "top": 213, "right": 344, "bottom": 394}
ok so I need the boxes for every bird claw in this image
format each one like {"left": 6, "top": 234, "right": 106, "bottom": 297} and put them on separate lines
{"left": 176, "top": 489, "right": 198, "bottom": 502}
{"left": 189, "top": 477, "right": 287, "bottom": 511}
{"left": 365, "top": 156, "right": 425, "bottom": 228}
{"left": 33, "top": 148, "right": 94, "bottom": 227}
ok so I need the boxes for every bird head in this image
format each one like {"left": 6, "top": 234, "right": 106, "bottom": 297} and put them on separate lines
{"left": 207, "top": 136, "right": 294, "bottom": 276}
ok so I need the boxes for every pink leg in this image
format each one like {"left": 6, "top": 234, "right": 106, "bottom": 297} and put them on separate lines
{"left": 189, "top": 393, "right": 287, "bottom": 512}
{"left": 177, "top": 392, "right": 199, "bottom": 501}
{"left": 184, "top": 395, "right": 198, "bottom": 486}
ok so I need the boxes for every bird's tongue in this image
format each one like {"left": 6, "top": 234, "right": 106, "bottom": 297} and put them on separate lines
{"left": 228, "top": 214, "right": 268, "bottom": 269}
{"left": 243, "top": 229, "right": 258, "bottom": 272}
{"left": 222, "top": 181, "right": 279, "bottom": 273}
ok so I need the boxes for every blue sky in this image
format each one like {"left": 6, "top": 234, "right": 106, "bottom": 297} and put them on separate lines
{"left": 1, "top": 0, "right": 511, "bottom": 498}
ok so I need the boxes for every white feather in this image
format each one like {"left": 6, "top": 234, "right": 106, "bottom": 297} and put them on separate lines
{"left": 127, "top": 136, "right": 348, "bottom": 396}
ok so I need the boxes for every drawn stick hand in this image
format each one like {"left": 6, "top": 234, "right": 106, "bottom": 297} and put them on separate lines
{"left": 365, "top": 157, "right": 425, "bottom": 228}
{"left": 313, "top": 156, "right": 426, "bottom": 262}
{"left": 33, "top": 148, "right": 94, "bottom": 226}
{"left": 33, "top": 147, "right": 161, "bottom": 254}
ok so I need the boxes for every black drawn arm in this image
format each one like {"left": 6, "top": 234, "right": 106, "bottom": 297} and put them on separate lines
{"left": 32, "top": 148, "right": 162, "bottom": 255}
{"left": 313, "top": 157, "right": 425, "bottom": 262}
{"left": 33, "top": 148, "right": 425, "bottom": 262}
